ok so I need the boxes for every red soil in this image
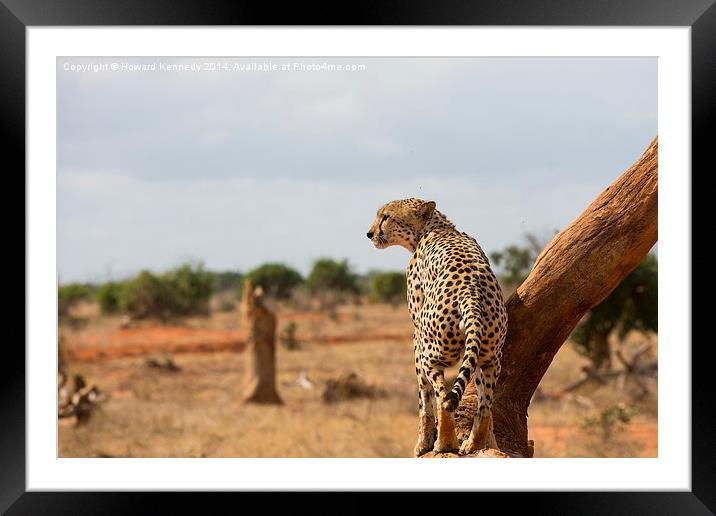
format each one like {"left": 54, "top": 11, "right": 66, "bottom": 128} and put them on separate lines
{"left": 64, "top": 325, "right": 412, "bottom": 362}
{"left": 66, "top": 327, "right": 247, "bottom": 362}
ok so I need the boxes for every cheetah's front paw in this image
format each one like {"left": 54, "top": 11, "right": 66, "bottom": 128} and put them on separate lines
{"left": 414, "top": 429, "right": 436, "bottom": 457}
{"left": 414, "top": 440, "right": 434, "bottom": 457}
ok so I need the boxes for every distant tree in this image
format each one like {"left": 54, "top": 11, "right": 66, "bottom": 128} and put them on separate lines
{"left": 490, "top": 232, "right": 555, "bottom": 287}
{"left": 244, "top": 263, "right": 303, "bottom": 299}
{"left": 571, "top": 254, "right": 658, "bottom": 370}
{"left": 306, "top": 258, "right": 359, "bottom": 294}
{"left": 490, "top": 246, "right": 533, "bottom": 286}
{"left": 369, "top": 271, "right": 407, "bottom": 304}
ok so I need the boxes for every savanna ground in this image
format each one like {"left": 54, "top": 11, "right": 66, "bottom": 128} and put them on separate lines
{"left": 58, "top": 298, "right": 657, "bottom": 458}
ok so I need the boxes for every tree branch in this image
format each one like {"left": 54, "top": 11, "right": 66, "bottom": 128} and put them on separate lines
{"left": 456, "top": 137, "right": 658, "bottom": 457}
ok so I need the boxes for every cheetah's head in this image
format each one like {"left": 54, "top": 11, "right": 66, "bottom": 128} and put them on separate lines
{"left": 366, "top": 198, "right": 436, "bottom": 252}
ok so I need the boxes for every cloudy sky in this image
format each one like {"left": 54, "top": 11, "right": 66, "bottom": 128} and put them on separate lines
{"left": 57, "top": 57, "right": 656, "bottom": 283}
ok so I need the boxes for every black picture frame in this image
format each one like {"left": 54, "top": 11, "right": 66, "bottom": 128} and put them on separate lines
{"left": 3, "top": 1, "right": 710, "bottom": 513}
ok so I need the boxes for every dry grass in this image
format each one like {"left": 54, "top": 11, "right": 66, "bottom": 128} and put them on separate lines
{"left": 528, "top": 332, "right": 658, "bottom": 457}
{"left": 59, "top": 301, "right": 657, "bottom": 458}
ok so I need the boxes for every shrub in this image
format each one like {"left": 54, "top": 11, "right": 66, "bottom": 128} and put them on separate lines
{"left": 243, "top": 263, "right": 303, "bottom": 299}
{"left": 120, "top": 270, "right": 169, "bottom": 319}
{"left": 369, "top": 271, "right": 406, "bottom": 303}
{"left": 58, "top": 283, "right": 91, "bottom": 304}
{"left": 306, "top": 258, "right": 359, "bottom": 294}
{"left": 279, "top": 321, "right": 301, "bottom": 350}
{"left": 581, "top": 403, "right": 638, "bottom": 443}
{"left": 96, "top": 281, "right": 125, "bottom": 314}
{"left": 58, "top": 283, "right": 92, "bottom": 318}
{"left": 355, "top": 273, "right": 373, "bottom": 296}
{"left": 164, "top": 263, "right": 213, "bottom": 316}
{"left": 119, "top": 263, "right": 213, "bottom": 319}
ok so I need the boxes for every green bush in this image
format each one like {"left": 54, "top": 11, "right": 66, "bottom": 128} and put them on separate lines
{"left": 58, "top": 283, "right": 92, "bottom": 318}
{"left": 355, "top": 273, "right": 373, "bottom": 296}
{"left": 96, "top": 281, "right": 125, "bottom": 314}
{"left": 369, "top": 272, "right": 406, "bottom": 303}
{"left": 58, "top": 283, "right": 91, "bottom": 304}
{"left": 120, "top": 270, "right": 169, "bottom": 319}
{"left": 164, "top": 263, "right": 213, "bottom": 316}
{"left": 119, "top": 263, "right": 213, "bottom": 319}
{"left": 243, "top": 263, "right": 303, "bottom": 299}
{"left": 306, "top": 258, "right": 359, "bottom": 294}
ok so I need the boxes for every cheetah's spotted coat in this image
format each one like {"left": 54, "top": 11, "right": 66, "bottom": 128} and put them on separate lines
{"left": 367, "top": 198, "right": 507, "bottom": 456}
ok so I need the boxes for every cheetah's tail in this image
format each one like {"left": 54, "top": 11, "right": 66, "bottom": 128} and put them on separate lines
{"left": 442, "top": 295, "right": 484, "bottom": 412}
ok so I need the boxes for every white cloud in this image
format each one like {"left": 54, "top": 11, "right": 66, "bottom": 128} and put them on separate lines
{"left": 57, "top": 57, "right": 657, "bottom": 282}
{"left": 58, "top": 167, "right": 614, "bottom": 283}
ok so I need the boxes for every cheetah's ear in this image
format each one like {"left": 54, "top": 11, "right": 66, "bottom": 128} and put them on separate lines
{"left": 418, "top": 200, "right": 436, "bottom": 221}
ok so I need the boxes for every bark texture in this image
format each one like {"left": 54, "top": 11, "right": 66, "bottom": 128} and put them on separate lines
{"left": 455, "top": 137, "right": 658, "bottom": 457}
{"left": 241, "top": 279, "right": 283, "bottom": 405}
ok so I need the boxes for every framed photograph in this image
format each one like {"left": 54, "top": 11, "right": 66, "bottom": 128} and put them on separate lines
{"left": 5, "top": 0, "right": 709, "bottom": 512}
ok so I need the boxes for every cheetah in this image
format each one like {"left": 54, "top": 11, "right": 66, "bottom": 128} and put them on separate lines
{"left": 366, "top": 198, "right": 507, "bottom": 456}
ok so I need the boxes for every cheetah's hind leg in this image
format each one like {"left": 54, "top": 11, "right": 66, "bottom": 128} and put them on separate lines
{"left": 459, "top": 409, "right": 495, "bottom": 455}
{"left": 459, "top": 363, "right": 498, "bottom": 454}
